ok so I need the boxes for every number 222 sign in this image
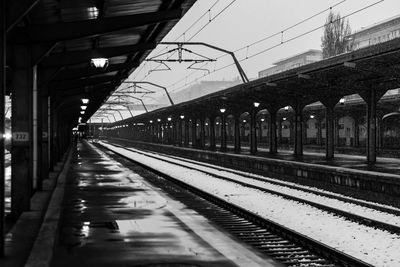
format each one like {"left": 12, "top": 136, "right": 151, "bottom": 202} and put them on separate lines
{"left": 12, "top": 132, "right": 30, "bottom": 142}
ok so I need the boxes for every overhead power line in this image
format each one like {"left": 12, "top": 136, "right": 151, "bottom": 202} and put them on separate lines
{"left": 134, "top": 0, "right": 237, "bottom": 80}
{"left": 167, "top": 0, "right": 348, "bottom": 90}
{"left": 169, "top": 0, "right": 384, "bottom": 93}
{"left": 132, "top": 0, "right": 222, "bottom": 80}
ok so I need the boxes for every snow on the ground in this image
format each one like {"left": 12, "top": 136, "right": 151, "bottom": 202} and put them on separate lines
{"left": 120, "top": 145, "right": 400, "bottom": 227}
{"left": 100, "top": 142, "right": 400, "bottom": 267}
{"left": 162, "top": 151, "right": 400, "bottom": 209}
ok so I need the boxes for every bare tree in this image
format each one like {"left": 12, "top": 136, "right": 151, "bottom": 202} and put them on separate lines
{"left": 321, "top": 11, "right": 353, "bottom": 58}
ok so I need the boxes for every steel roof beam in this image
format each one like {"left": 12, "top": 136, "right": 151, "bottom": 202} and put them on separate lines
{"left": 50, "top": 76, "right": 122, "bottom": 91}
{"left": 6, "top": 0, "right": 40, "bottom": 32}
{"left": 14, "top": 9, "right": 182, "bottom": 43}
{"left": 41, "top": 42, "right": 156, "bottom": 67}
{"left": 53, "top": 62, "right": 140, "bottom": 81}
{"left": 55, "top": 86, "right": 112, "bottom": 98}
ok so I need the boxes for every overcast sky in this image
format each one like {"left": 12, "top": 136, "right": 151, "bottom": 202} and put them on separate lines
{"left": 129, "top": 0, "right": 398, "bottom": 92}
{"left": 95, "top": 0, "right": 399, "bottom": 121}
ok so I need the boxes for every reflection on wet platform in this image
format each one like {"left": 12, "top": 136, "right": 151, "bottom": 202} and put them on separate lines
{"left": 51, "top": 141, "right": 250, "bottom": 267}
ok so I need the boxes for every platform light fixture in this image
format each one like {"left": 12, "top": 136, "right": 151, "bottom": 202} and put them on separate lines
{"left": 80, "top": 111, "right": 85, "bottom": 114}
{"left": 283, "top": 117, "right": 287, "bottom": 121}
{"left": 310, "top": 115, "right": 315, "bottom": 119}
{"left": 167, "top": 117, "right": 172, "bottom": 121}
{"left": 149, "top": 120, "right": 153, "bottom": 123}
{"left": 253, "top": 102, "right": 260, "bottom": 108}
{"left": 284, "top": 106, "right": 289, "bottom": 111}
{"left": 339, "top": 98, "right": 345, "bottom": 105}
{"left": 219, "top": 108, "right": 226, "bottom": 113}
{"left": 243, "top": 120, "right": 246, "bottom": 123}
{"left": 180, "top": 115, "right": 185, "bottom": 119}
{"left": 81, "top": 105, "right": 87, "bottom": 110}
{"left": 87, "top": 6, "right": 99, "bottom": 19}
{"left": 3, "top": 133, "right": 11, "bottom": 140}
{"left": 90, "top": 58, "right": 109, "bottom": 69}
{"left": 157, "top": 118, "right": 161, "bottom": 122}
{"left": 261, "top": 118, "right": 265, "bottom": 122}
{"left": 81, "top": 98, "right": 89, "bottom": 104}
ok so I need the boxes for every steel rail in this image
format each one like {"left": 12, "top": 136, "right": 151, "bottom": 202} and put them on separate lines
{"left": 99, "top": 141, "right": 374, "bottom": 267}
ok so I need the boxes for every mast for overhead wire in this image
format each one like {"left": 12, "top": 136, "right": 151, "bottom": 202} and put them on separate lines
{"left": 122, "top": 81, "right": 174, "bottom": 105}
{"left": 154, "top": 42, "right": 249, "bottom": 83}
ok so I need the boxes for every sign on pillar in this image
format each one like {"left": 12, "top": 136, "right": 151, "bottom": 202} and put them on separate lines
{"left": 12, "top": 132, "right": 30, "bottom": 143}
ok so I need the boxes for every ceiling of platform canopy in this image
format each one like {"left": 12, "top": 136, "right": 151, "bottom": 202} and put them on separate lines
{"left": 7, "top": 0, "right": 197, "bottom": 124}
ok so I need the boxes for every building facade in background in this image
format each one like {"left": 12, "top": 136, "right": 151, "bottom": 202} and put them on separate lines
{"left": 254, "top": 15, "right": 400, "bottom": 150}
{"left": 170, "top": 79, "right": 241, "bottom": 104}
{"left": 348, "top": 14, "right": 400, "bottom": 50}
{"left": 258, "top": 49, "right": 322, "bottom": 78}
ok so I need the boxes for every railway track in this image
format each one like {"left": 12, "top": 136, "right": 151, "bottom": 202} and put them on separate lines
{"left": 104, "top": 140, "right": 400, "bottom": 234}
{"left": 98, "top": 141, "right": 374, "bottom": 267}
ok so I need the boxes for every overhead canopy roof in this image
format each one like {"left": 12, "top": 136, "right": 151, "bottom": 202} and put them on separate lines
{"left": 117, "top": 37, "right": 400, "bottom": 123}
{"left": 7, "top": 0, "right": 197, "bottom": 123}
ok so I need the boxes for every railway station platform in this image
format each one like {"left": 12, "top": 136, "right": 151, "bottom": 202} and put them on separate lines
{"left": 108, "top": 138, "right": 400, "bottom": 208}
{"left": 111, "top": 138, "right": 400, "bottom": 175}
{"left": 3, "top": 140, "right": 279, "bottom": 267}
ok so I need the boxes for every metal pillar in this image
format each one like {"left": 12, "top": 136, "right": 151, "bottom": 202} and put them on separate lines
{"left": 32, "top": 65, "right": 40, "bottom": 190}
{"left": 250, "top": 110, "right": 257, "bottom": 154}
{"left": 334, "top": 117, "right": 339, "bottom": 148}
{"left": 167, "top": 122, "right": 172, "bottom": 144}
{"left": 269, "top": 112, "right": 277, "bottom": 154}
{"left": 234, "top": 116, "right": 241, "bottom": 153}
{"left": 366, "top": 89, "right": 377, "bottom": 163}
{"left": 184, "top": 119, "right": 189, "bottom": 146}
{"left": 156, "top": 123, "right": 161, "bottom": 142}
{"left": 325, "top": 105, "right": 335, "bottom": 159}
{"left": 11, "top": 45, "right": 33, "bottom": 218}
{"left": 0, "top": 0, "right": 5, "bottom": 256}
{"left": 277, "top": 119, "right": 282, "bottom": 146}
{"left": 36, "top": 82, "right": 44, "bottom": 191}
{"left": 173, "top": 120, "right": 177, "bottom": 145}
{"left": 354, "top": 118, "right": 360, "bottom": 147}
{"left": 316, "top": 118, "right": 322, "bottom": 146}
{"left": 199, "top": 117, "right": 205, "bottom": 149}
{"left": 191, "top": 119, "right": 197, "bottom": 148}
{"left": 377, "top": 115, "right": 382, "bottom": 150}
{"left": 257, "top": 122, "right": 263, "bottom": 144}
{"left": 209, "top": 117, "right": 216, "bottom": 150}
{"left": 302, "top": 119, "right": 307, "bottom": 146}
{"left": 294, "top": 105, "right": 303, "bottom": 156}
{"left": 221, "top": 115, "right": 227, "bottom": 151}
{"left": 178, "top": 120, "right": 182, "bottom": 146}
{"left": 47, "top": 97, "right": 51, "bottom": 165}
{"left": 50, "top": 102, "right": 56, "bottom": 167}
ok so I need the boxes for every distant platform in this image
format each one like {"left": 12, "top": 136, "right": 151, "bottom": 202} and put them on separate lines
{"left": 108, "top": 138, "right": 400, "bottom": 208}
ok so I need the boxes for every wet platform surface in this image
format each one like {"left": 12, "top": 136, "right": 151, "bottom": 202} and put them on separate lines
{"left": 51, "top": 141, "right": 275, "bottom": 267}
